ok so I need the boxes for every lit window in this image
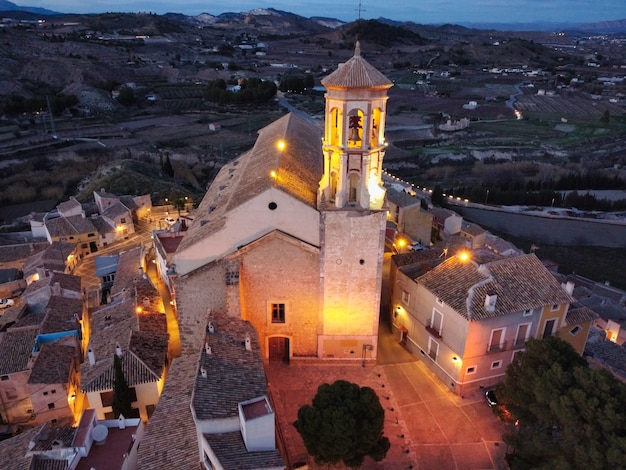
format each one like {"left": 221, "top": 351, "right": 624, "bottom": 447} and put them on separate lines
{"left": 271, "top": 303, "right": 285, "bottom": 323}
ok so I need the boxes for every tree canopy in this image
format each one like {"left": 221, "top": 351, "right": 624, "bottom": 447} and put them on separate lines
{"left": 294, "top": 379, "right": 390, "bottom": 468}
{"left": 112, "top": 353, "right": 133, "bottom": 419}
{"left": 498, "top": 336, "right": 626, "bottom": 470}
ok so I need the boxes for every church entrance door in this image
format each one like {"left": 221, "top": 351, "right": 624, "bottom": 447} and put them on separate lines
{"left": 268, "top": 337, "right": 290, "bottom": 363}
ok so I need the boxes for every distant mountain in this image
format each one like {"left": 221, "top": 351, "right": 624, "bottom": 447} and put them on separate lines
{"left": 458, "top": 18, "right": 626, "bottom": 34}
{"left": 0, "top": 0, "right": 59, "bottom": 15}
{"left": 172, "top": 8, "right": 335, "bottom": 36}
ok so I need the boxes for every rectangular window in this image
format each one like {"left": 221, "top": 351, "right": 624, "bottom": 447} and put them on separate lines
{"left": 120, "top": 217, "right": 127, "bottom": 224}
{"left": 43, "top": 391, "right": 49, "bottom": 396}
{"left": 489, "top": 328, "right": 506, "bottom": 352}
{"left": 88, "top": 233, "right": 95, "bottom": 237}
{"left": 428, "top": 337, "right": 439, "bottom": 361}
{"left": 491, "top": 360, "right": 502, "bottom": 370}
{"left": 466, "top": 366, "right": 477, "bottom": 375}
{"left": 551, "top": 304, "right": 560, "bottom": 311}
{"left": 512, "top": 349, "right": 524, "bottom": 363}
{"left": 48, "top": 403, "right": 55, "bottom": 410}
{"left": 271, "top": 303, "right": 285, "bottom": 323}
{"left": 6, "top": 388, "right": 17, "bottom": 399}
{"left": 523, "top": 309, "right": 533, "bottom": 316}
{"left": 0, "top": 376, "right": 8, "bottom": 381}
{"left": 401, "top": 290, "right": 410, "bottom": 305}
{"left": 436, "top": 297, "right": 444, "bottom": 306}
{"left": 81, "top": 243, "right": 88, "bottom": 249}
{"left": 570, "top": 326, "right": 582, "bottom": 335}
{"left": 514, "top": 323, "right": 531, "bottom": 348}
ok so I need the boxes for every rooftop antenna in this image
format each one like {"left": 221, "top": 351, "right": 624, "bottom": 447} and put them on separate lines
{"left": 356, "top": 0, "right": 366, "bottom": 21}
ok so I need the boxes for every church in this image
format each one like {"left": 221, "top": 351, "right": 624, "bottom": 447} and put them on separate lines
{"left": 171, "top": 43, "right": 394, "bottom": 362}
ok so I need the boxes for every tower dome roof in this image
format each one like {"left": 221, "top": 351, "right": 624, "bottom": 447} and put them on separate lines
{"left": 321, "top": 41, "right": 393, "bottom": 89}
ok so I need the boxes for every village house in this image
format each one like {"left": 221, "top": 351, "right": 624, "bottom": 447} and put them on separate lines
{"left": 22, "top": 241, "right": 78, "bottom": 285}
{"left": 390, "top": 249, "right": 595, "bottom": 395}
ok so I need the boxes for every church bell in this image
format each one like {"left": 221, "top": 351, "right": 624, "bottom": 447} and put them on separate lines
{"left": 348, "top": 126, "right": 361, "bottom": 142}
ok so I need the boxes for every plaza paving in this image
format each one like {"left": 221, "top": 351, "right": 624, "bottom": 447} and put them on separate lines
{"left": 266, "top": 322, "right": 509, "bottom": 469}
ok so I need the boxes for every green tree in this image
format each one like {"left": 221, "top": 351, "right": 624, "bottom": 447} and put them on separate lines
{"left": 498, "top": 336, "right": 626, "bottom": 470}
{"left": 112, "top": 353, "right": 133, "bottom": 419}
{"left": 294, "top": 380, "right": 390, "bottom": 468}
{"left": 173, "top": 197, "right": 185, "bottom": 216}
{"left": 117, "top": 86, "right": 135, "bottom": 106}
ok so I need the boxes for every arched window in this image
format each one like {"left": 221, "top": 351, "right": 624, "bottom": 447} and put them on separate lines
{"left": 329, "top": 108, "right": 342, "bottom": 146}
{"left": 347, "top": 109, "right": 364, "bottom": 148}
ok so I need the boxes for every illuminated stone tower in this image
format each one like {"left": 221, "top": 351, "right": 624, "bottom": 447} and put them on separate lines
{"left": 317, "top": 42, "right": 394, "bottom": 360}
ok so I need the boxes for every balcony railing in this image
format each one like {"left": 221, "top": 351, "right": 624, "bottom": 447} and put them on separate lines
{"left": 425, "top": 320, "right": 442, "bottom": 339}
{"left": 487, "top": 341, "right": 507, "bottom": 353}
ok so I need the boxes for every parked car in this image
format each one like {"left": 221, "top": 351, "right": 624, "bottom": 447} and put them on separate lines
{"left": 407, "top": 241, "right": 427, "bottom": 251}
{"left": 485, "top": 389, "right": 498, "bottom": 407}
{"left": 164, "top": 217, "right": 176, "bottom": 225}
{"left": 0, "top": 298, "right": 15, "bottom": 309}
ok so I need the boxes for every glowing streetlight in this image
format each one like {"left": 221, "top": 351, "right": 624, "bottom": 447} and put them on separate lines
{"left": 276, "top": 140, "right": 286, "bottom": 151}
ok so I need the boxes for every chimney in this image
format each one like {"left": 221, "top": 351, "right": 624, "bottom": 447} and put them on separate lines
{"left": 88, "top": 348, "right": 95, "bottom": 365}
{"left": 200, "top": 366, "right": 207, "bottom": 378}
{"left": 484, "top": 294, "right": 497, "bottom": 312}
{"left": 115, "top": 344, "right": 123, "bottom": 357}
{"left": 245, "top": 333, "right": 252, "bottom": 351}
{"left": 563, "top": 281, "right": 575, "bottom": 295}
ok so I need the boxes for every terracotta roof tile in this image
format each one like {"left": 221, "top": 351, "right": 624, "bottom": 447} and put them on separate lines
{"left": 192, "top": 311, "right": 267, "bottom": 421}
{"left": 419, "top": 253, "right": 574, "bottom": 321}
{"left": 322, "top": 42, "right": 393, "bottom": 89}
{"left": 0, "top": 426, "right": 41, "bottom": 470}
{"left": 136, "top": 355, "right": 199, "bottom": 469}
{"left": 178, "top": 113, "right": 322, "bottom": 253}
{"left": 204, "top": 432, "right": 284, "bottom": 470}
{"left": 0, "top": 327, "right": 38, "bottom": 374}
{"left": 28, "top": 341, "right": 77, "bottom": 385}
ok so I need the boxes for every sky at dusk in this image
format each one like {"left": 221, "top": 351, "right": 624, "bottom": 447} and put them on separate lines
{"left": 16, "top": 0, "right": 626, "bottom": 24}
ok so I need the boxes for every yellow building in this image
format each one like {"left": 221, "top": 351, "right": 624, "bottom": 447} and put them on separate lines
{"left": 171, "top": 43, "right": 393, "bottom": 362}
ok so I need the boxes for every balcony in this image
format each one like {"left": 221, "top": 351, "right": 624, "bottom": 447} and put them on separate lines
{"left": 486, "top": 341, "right": 507, "bottom": 353}
{"left": 425, "top": 320, "right": 442, "bottom": 339}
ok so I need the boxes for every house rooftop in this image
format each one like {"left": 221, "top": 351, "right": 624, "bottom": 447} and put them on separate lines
{"left": 28, "top": 340, "right": 78, "bottom": 385}
{"left": 40, "top": 296, "right": 83, "bottom": 334}
{"left": 418, "top": 253, "right": 575, "bottom": 321}
{"left": 0, "top": 326, "right": 39, "bottom": 375}
{"left": 109, "top": 246, "right": 144, "bottom": 298}
{"left": 178, "top": 112, "right": 322, "bottom": 253}
{"left": 192, "top": 310, "right": 267, "bottom": 421}
{"left": 203, "top": 432, "right": 284, "bottom": 470}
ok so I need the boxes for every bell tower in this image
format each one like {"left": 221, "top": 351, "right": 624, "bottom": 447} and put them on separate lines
{"left": 319, "top": 41, "right": 393, "bottom": 210}
{"left": 316, "top": 43, "right": 394, "bottom": 361}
